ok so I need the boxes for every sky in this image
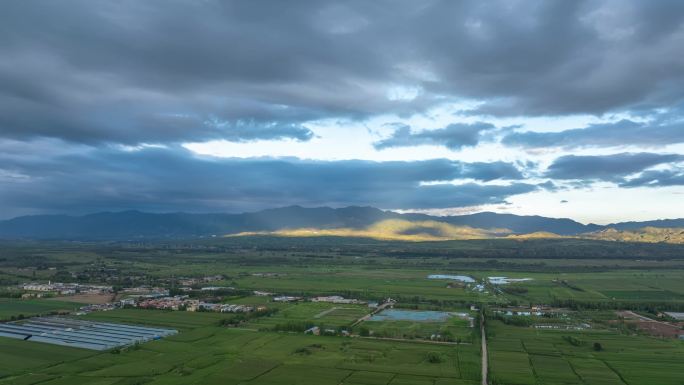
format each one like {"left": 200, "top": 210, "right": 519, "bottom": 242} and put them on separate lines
{"left": 1, "top": 0, "right": 684, "bottom": 224}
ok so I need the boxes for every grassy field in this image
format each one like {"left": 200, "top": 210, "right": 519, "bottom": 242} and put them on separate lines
{"left": 473, "top": 269, "right": 684, "bottom": 305}
{"left": 3, "top": 307, "right": 681, "bottom": 385}
{"left": 358, "top": 314, "right": 474, "bottom": 342}
{"left": 230, "top": 267, "right": 491, "bottom": 303}
{"left": 224, "top": 267, "right": 684, "bottom": 307}
{"left": 0, "top": 298, "right": 81, "bottom": 321}
{"left": 82, "top": 309, "right": 230, "bottom": 330}
{"left": 244, "top": 301, "right": 370, "bottom": 330}
{"left": 487, "top": 319, "right": 684, "bottom": 385}
{"left": 0, "top": 309, "right": 482, "bottom": 385}
{"left": 1, "top": 239, "right": 684, "bottom": 384}
{"left": 0, "top": 337, "right": 93, "bottom": 379}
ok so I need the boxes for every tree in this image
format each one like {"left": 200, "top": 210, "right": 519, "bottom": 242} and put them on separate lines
{"left": 593, "top": 342, "right": 603, "bottom": 351}
{"left": 426, "top": 352, "right": 443, "bottom": 363}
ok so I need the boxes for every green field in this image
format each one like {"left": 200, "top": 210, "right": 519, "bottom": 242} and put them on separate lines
{"left": 244, "top": 301, "right": 370, "bottom": 330}
{"left": 1, "top": 238, "right": 684, "bottom": 384}
{"left": 357, "top": 310, "right": 475, "bottom": 342}
{"left": 0, "top": 299, "right": 81, "bottom": 321}
{"left": 487, "top": 319, "right": 684, "bottom": 385}
{"left": 82, "top": 309, "right": 231, "bottom": 330}
{"left": 0, "top": 337, "right": 92, "bottom": 379}
{"left": 0, "top": 309, "right": 482, "bottom": 385}
{"left": 230, "top": 268, "right": 491, "bottom": 303}
{"left": 4, "top": 308, "right": 681, "bottom": 385}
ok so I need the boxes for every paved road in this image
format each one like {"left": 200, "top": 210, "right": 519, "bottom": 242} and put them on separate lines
{"left": 481, "top": 312, "right": 488, "bottom": 385}
{"left": 351, "top": 301, "right": 393, "bottom": 327}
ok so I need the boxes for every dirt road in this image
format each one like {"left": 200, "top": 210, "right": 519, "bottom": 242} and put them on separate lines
{"left": 618, "top": 310, "right": 653, "bottom": 322}
{"left": 481, "top": 312, "right": 488, "bottom": 385}
{"left": 351, "top": 301, "right": 393, "bottom": 327}
{"left": 618, "top": 310, "right": 682, "bottom": 337}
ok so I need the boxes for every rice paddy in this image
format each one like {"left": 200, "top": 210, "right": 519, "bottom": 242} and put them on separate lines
{"left": 487, "top": 319, "right": 684, "bottom": 385}
{"left": 1, "top": 238, "right": 684, "bottom": 384}
{"left": 0, "top": 309, "right": 483, "bottom": 385}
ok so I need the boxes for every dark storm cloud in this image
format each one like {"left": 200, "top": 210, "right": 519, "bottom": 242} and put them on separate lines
{"left": 374, "top": 122, "right": 495, "bottom": 150}
{"left": 502, "top": 117, "right": 684, "bottom": 149}
{"left": 2, "top": 0, "right": 684, "bottom": 145}
{"left": 2, "top": 0, "right": 683, "bottom": 217}
{"left": 0, "top": 146, "right": 534, "bottom": 217}
{"left": 545, "top": 152, "right": 684, "bottom": 180}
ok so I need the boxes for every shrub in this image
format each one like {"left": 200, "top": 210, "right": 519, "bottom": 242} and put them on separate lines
{"left": 426, "top": 352, "right": 442, "bottom": 363}
{"left": 294, "top": 347, "right": 312, "bottom": 355}
{"left": 562, "top": 335, "right": 585, "bottom": 346}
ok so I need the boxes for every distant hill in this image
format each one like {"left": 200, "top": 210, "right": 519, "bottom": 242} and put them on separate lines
{"left": 607, "top": 219, "right": 684, "bottom": 231}
{"left": 437, "top": 212, "right": 601, "bottom": 235}
{"left": 231, "top": 219, "right": 508, "bottom": 242}
{"left": 0, "top": 206, "right": 682, "bottom": 241}
{"left": 0, "top": 207, "right": 401, "bottom": 239}
{"left": 583, "top": 227, "right": 684, "bottom": 244}
{"left": 505, "top": 231, "right": 565, "bottom": 240}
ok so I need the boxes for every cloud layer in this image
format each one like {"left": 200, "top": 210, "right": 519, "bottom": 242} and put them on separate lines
{"left": 503, "top": 116, "right": 684, "bottom": 150}
{"left": 374, "top": 123, "right": 495, "bottom": 150}
{"left": 3, "top": 0, "right": 684, "bottom": 145}
{"left": 0, "top": 1, "right": 683, "bottom": 219}
{"left": 545, "top": 152, "right": 684, "bottom": 181}
{"left": 0, "top": 147, "right": 535, "bottom": 216}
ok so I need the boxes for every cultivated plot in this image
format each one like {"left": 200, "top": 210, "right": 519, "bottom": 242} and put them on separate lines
{"left": 487, "top": 319, "right": 684, "bottom": 385}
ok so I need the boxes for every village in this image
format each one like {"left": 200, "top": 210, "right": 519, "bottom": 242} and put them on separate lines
{"left": 88, "top": 293, "right": 370, "bottom": 311}
{"left": 10, "top": 277, "right": 684, "bottom": 342}
{"left": 19, "top": 281, "right": 113, "bottom": 298}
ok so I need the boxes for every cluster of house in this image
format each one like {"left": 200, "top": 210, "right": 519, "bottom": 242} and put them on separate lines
{"left": 273, "top": 295, "right": 367, "bottom": 304}
{"left": 534, "top": 323, "right": 591, "bottom": 330}
{"left": 311, "top": 296, "right": 366, "bottom": 304}
{"left": 273, "top": 295, "right": 303, "bottom": 302}
{"left": 77, "top": 303, "right": 118, "bottom": 313}
{"left": 20, "top": 281, "right": 112, "bottom": 297}
{"left": 253, "top": 290, "right": 275, "bottom": 296}
{"left": 76, "top": 295, "right": 263, "bottom": 314}
{"left": 493, "top": 308, "right": 544, "bottom": 317}
{"left": 120, "top": 287, "right": 169, "bottom": 297}
{"left": 177, "top": 275, "right": 224, "bottom": 286}
{"left": 492, "top": 305, "right": 559, "bottom": 317}
{"left": 251, "top": 272, "right": 286, "bottom": 278}
{"left": 200, "top": 303, "right": 264, "bottom": 313}
{"left": 304, "top": 326, "right": 352, "bottom": 336}
{"left": 122, "top": 284, "right": 232, "bottom": 295}
{"left": 135, "top": 295, "right": 260, "bottom": 313}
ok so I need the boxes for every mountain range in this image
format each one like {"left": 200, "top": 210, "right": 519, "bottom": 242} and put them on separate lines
{"left": 1, "top": 206, "right": 683, "bottom": 242}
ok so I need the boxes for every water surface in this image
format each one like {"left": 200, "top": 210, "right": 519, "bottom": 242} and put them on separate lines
{"left": 427, "top": 274, "right": 475, "bottom": 283}
{"left": 370, "top": 309, "right": 454, "bottom": 322}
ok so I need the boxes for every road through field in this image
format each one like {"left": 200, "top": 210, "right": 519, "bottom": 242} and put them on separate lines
{"left": 481, "top": 312, "right": 488, "bottom": 385}
{"left": 350, "top": 301, "right": 393, "bottom": 327}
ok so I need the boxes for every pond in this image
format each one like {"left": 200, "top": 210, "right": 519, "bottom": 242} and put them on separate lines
{"left": 427, "top": 274, "right": 475, "bottom": 283}
{"left": 369, "top": 309, "right": 455, "bottom": 322}
{"left": 488, "top": 276, "right": 532, "bottom": 285}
